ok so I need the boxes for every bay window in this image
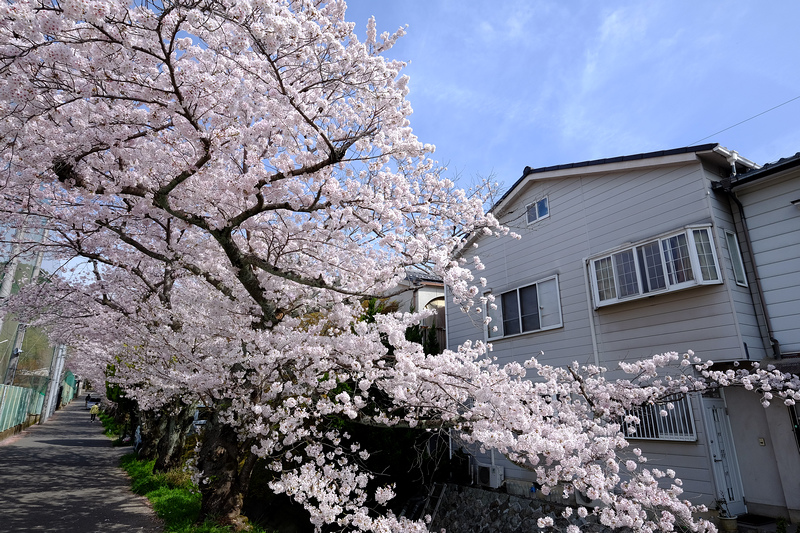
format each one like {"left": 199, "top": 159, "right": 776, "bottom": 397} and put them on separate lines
{"left": 589, "top": 226, "right": 721, "bottom": 307}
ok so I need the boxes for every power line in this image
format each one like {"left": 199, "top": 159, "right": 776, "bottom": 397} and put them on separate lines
{"left": 689, "top": 94, "right": 800, "bottom": 146}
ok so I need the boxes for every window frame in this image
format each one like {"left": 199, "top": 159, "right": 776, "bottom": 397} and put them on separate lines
{"left": 525, "top": 196, "right": 550, "bottom": 225}
{"left": 485, "top": 275, "right": 562, "bottom": 340}
{"left": 724, "top": 230, "right": 748, "bottom": 287}
{"left": 588, "top": 225, "right": 722, "bottom": 308}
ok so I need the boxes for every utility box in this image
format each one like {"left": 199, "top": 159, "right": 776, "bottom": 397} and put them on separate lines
{"left": 477, "top": 464, "right": 504, "bottom": 489}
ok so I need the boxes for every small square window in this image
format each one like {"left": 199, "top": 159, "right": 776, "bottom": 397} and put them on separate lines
{"left": 526, "top": 197, "right": 549, "bottom": 225}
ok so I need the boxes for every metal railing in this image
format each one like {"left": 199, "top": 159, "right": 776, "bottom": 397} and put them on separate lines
{"left": 623, "top": 394, "right": 696, "bottom": 441}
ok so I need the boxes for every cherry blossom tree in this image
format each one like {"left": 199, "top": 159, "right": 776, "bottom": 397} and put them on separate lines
{"left": 2, "top": 1, "right": 799, "bottom": 532}
{"left": 0, "top": 0, "right": 500, "bottom": 527}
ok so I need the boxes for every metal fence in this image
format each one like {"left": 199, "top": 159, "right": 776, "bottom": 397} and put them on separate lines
{"left": 0, "top": 384, "right": 45, "bottom": 432}
{"left": 60, "top": 371, "right": 76, "bottom": 406}
{"left": 622, "top": 393, "right": 697, "bottom": 442}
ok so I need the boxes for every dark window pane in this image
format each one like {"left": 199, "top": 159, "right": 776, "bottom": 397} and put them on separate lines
{"left": 537, "top": 197, "right": 549, "bottom": 219}
{"left": 501, "top": 291, "right": 520, "bottom": 335}
{"left": 519, "top": 285, "right": 540, "bottom": 332}
{"left": 526, "top": 203, "right": 538, "bottom": 224}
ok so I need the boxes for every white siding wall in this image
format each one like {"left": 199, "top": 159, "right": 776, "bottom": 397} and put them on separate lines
{"left": 448, "top": 161, "right": 750, "bottom": 366}
{"left": 735, "top": 171, "right": 800, "bottom": 354}
{"left": 706, "top": 168, "right": 770, "bottom": 360}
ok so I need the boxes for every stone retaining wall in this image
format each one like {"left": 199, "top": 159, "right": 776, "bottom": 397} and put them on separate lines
{"left": 430, "top": 484, "right": 619, "bottom": 533}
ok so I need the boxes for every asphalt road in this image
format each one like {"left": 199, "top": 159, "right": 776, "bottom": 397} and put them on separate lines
{"left": 0, "top": 399, "right": 162, "bottom": 533}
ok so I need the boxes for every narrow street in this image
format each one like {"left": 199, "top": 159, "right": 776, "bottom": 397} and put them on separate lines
{"left": 0, "top": 400, "right": 162, "bottom": 533}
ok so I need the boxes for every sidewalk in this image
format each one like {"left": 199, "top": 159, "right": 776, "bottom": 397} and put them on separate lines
{"left": 0, "top": 399, "right": 162, "bottom": 533}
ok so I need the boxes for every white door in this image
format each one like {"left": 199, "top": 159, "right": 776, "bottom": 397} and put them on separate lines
{"left": 703, "top": 397, "right": 746, "bottom": 516}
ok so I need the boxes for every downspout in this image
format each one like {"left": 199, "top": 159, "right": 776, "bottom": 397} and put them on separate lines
{"left": 583, "top": 258, "right": 601, "bottom": 367}
{"left": 712, "top": 152, "right": 781, "bottom": 358}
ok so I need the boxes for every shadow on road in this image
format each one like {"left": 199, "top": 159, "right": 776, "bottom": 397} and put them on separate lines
{"left": 0, "top": 400, "right": 162, "bottom": 533}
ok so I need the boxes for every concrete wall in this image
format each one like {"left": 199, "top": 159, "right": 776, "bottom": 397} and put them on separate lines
{"left": 431, "top": 484, "right": 611, "bottom": 533}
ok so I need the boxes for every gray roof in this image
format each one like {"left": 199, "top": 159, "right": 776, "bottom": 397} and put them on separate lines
{"left": 731, "top": 151, "right": 800, "bottom": 188}
{"left": 494, "top": 143, "right": 719, "bottom": 213}
{"left": 405, "top": 269, "right": 443, "bottom": 284}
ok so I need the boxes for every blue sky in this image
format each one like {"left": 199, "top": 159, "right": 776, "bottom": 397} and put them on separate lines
{"left": 345, "top": 1, "right": 800, "bottom": 191}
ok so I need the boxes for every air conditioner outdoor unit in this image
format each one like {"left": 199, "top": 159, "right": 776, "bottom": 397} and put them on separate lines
{"left": 575, "top": 490, "right": 598, "bottom": 507}
{"left": 477, "top": 464, "right": 504, "bottom": 489}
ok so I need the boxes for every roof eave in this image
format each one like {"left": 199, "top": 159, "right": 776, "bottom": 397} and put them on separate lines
{"left": 731, "top": 153, "right": 800, "bottom": 188}
{"left": 492, "top": 143, "right": 721, "bottom": 217}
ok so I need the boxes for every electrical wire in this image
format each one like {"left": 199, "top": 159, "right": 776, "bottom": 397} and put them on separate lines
{"left": 689, "top": 94, "right": 800, "bottom": 146}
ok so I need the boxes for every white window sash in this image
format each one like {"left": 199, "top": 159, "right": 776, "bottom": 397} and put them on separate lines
{"left": 686, "top": 228, "right": 720, "bottom": 284}
{"left": 486, "top": 275, "right": 562, "bottom": 339}
{"left": 590, "top": 226, "right": 721, "bottom": 307}
{"left": 725, "top": 230, "right": 748, "bottom": 287}
{"left": 538, "top": 277, "right": 562, "bottom": 328}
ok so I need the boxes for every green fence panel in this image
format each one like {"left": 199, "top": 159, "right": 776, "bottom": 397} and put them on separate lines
{"left": 0, "top": 384, "right": 43, "bottom": 432}
{"left": 29, "top": 391, "right": 44, "bottom": 416}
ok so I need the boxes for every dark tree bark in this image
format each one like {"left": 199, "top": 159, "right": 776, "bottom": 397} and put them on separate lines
{"left": 137, "top": 409, "right": 161, "bottom": 461}
{"left": 154, "top": 400, "right": 196, "bottom": 472}
{"left": 137, "top": 399, "right": 195, "bottom": 471}
{"left": 196, "top": 408, "right": 257, "bottom": 530}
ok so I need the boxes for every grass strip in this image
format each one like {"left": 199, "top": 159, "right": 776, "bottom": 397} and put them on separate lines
{"left": 120, "top": 453, "right": 270, "bottom": 533}
{"left": 100, "top": 413, "right": 271, "bottom": 532}
{"left": 98, "top": 412, "right": 124, "bottom": 439}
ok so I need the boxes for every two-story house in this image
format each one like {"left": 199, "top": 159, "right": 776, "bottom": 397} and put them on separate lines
{"left": 445, "top": 144, "right": 800, "bottom": 521}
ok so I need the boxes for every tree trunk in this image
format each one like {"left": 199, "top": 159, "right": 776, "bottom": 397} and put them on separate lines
{"left": 138, "top": 400, "right": 194, "bottom": 469}
{"left": 137, "top": 409, "right": 162, "bottom": 461}
{"left": 154, "top": 400, "right": 195, "bottom": 472}
{"left": 197, "top": 409, "right": 257, "bottom": 530}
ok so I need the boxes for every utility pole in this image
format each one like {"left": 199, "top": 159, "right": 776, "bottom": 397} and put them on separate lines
{"left": 2, "top": 324, "right": 26, "bottom": 386}
{"left": 0, "top": 225, "right": 25, "bottom": 297}
{"left": 0, "top": 223, "right": 33, "bottom": 386}
{"left": 0, "top": 325, "right": 26, "bottom": 428}
{"left": 29, "top": 229, "right": 47, "bottom": 283}
{"left": 41, "top": 344, "right": 66, "bottom": 423}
